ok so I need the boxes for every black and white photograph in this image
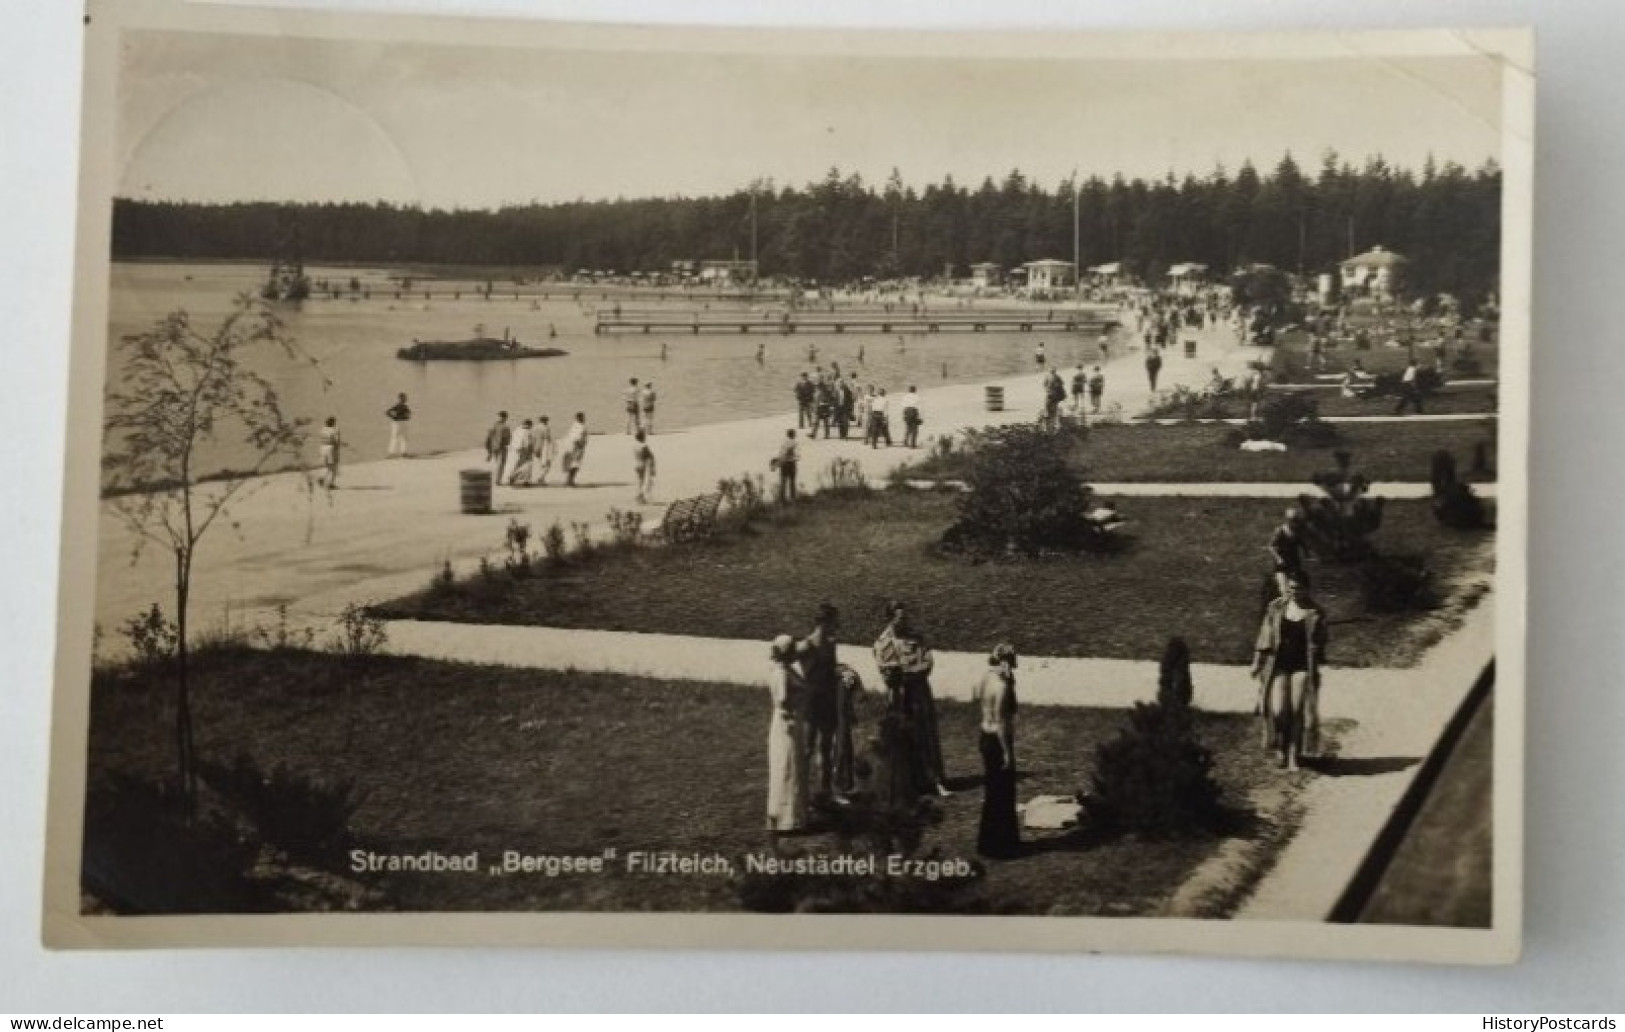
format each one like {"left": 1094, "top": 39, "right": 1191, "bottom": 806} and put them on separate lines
{"left": 41, "top": 0, "right": 1532, "bottom": 962}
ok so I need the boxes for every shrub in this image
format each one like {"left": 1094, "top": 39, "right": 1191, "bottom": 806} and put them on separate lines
{"left": 1157, "top": 637, "right": 1194, "bottom": 710}
{"left": 1085, "top": 700, "right": 1226, "bottom": 839}
{"left": 197, "top": 753, "right": 364, "bottom": 867}
{"left": 330, "top": 602, "right": 388, "bottom": 659}
{"left": 605, "top": 507, "right": 644, "bottom": 546}
{"left": 1146, "top": 385, "right": 1233, "bottom": 421}
{"left": 1300, "top": 450, "right": 1384, "bottom": 562}
{"left": 251, "top": 603, "right": 316, "bottom": 651}
{"left": 1234, "top": 393, "right": 1340, "bottom": 448}
{"left": 818, "top": 457, "right": 869, "bottom": 494}
{"left": 504, "top": 519, "right": 532, "bottom": 577}
{"left": 569, "top": 521, "right": 594, "bottom": 556}
{"left": 1360, "top": 555, "right": 1435, "bottom": 612}
{"left": 121, "top": 603, "right": 179, "bottom": 668}
{"left": 539, "top": 521, "right": 567, "bottom": 567}
{"left": 938, "top": 424, "right": 1109, "bottom": 558}
{"left": 1429, "top": 449, "right": 1489, "bottom": 530}
{"left": 80, "top": 774, "right": 265, "bottom": 913}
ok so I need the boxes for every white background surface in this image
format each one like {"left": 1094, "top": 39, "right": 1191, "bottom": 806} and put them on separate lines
{"left": 2, "top": 0, "right": 1617, "bottom": 1013}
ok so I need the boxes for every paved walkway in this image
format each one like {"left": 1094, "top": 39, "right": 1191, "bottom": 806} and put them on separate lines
{"left": 94, "top": 318, "right": 1262, "bottom": 635}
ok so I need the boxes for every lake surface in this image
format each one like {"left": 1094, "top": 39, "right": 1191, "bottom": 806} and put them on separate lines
{"left": 106, "top": 262, "right": 1119, "bottom": 479}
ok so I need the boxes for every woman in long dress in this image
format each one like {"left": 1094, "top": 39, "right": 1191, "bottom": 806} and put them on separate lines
{"left": 766, "top": 634, "right": 810, "bottom": 834}
{"left": 529, "top": 415, "right": 556, "bottom": 486}
{"left": 873, "top": 601, "right": 950, "bottom": 797}
{"left": 1250, "top": 572, "right": 1329, "bottom": 771}
{"left": 974, "top": 643, "right": 1020, "bottom": 858}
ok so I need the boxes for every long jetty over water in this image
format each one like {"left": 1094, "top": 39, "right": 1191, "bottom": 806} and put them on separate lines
{"left": 594, "top": 309, "right": 1119, "bottom": 336}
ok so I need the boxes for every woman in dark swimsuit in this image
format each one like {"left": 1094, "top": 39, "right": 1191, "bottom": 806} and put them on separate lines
{"left": 1251, "top": 573, "right": 1328, "bottom": 771}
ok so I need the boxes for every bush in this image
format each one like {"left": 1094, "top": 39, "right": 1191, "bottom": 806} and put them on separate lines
{"left": 539, "top": 520, "right": 567, "bottom": 567}
{"left": 330, "top": 602, "right": 388, "bottom": 659}
{"left": 938, "top": 424, "right": 1109, "bottom": 558}
{"left": 81, "top": 774, "right": 265, "bottom": 913}
{"left": 121, "top": 603, "right": 179, "bottom": 668}
{"left": 1085, "top": 701, "right": 1226, "bottom": 839}
{"left": 251, "top": 603, "right": 316, "bottom": 651}
{"left": 197, "top": 753, "right": 364, "bottom": 867}
{"left": 1429, "top": 449, "right": 1489, "bottom": 530}
{"left": 1233, "top": 393, "right": 1340, "bottom": 448}
{"left": 1146, "top": 385, "right": 1234, "bottom": 422}
{"left": 1300, "top": 450, "right": 1384, "bottom": 562}
{"left": 504, "top": 519, "right": 533, "bottom": 577}
{"left": 605, "top": 508, "right": 645, "bottom": 546}
{"left": 1157, "top": 637, "right": 1194, "bottom": 710}
{"left": 1360, "top": 555, "right": 1435, "bottom": 612}
{"left": 818, "top": 457, "right": 870, "bottom": 494}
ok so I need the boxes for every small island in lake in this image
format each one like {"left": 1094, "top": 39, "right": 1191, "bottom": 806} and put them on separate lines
{"left": 396, "top": 336, "right": 567, "bottom": 361}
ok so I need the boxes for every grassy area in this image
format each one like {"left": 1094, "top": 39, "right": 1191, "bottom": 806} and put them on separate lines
{"left": 907, "top": 421, "right": 1498, "bottom": 485}
{"left": 378, "top": 490, "right": 1493, "bottom": 668}
{"left": 1306, "top": 387, "right": 1499, "bottom": 418}
{"left": 85, "top": 651, "right": 1311, "bottom": 916}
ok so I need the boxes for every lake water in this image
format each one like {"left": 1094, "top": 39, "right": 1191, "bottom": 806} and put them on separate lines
{"left": 107, "top": 262, "right": 1119, "bottom": 479}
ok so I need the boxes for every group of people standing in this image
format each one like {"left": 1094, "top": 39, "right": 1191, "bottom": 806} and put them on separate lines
{"left": 485, "top": 410, "right": 588, "bottom": 488}
{"left": 764, "top": 602, "right": 1022, "bottom": 860}
{"left": 792, "top": 368, "right": 925, "bottom": 450}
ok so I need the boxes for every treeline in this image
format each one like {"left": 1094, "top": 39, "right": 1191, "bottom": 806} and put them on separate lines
{"left": 111, "top": 151, "right": 1501, "bottom": 301}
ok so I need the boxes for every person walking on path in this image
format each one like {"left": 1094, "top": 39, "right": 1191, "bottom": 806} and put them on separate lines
{"left": 485, "top": 411, "right": 512, "bottom": 485}
{"left": 639, "top": 381, "right": 657, "bottom": 434}
{"left": 507, "top": 419, "right": 535, "bottom": 485}
{"left": 870, "top": 388, "right": 893, "bottom": 448}
{"left": 1070, "top": 364, "right": 1088, "bottom": 415}
{"left": 901, "top": 386, "right": 923, "bottom": 449}
{"left": 873, "top": 601, "right": 950, "bottom": 798}
{"left": 835, "top": 375, "right": 855, "bottom": 439}
{"left": 1034, "top": 340, "right": 1047, "bottom": 367}
{"left": 774, "top": 429, "right": 800, "bottom": 503}
{"left": 1394, "top": 358, "right": 1425, "bottom": 415}
{"left": 1250, "top": 572, "right": 1328, "bottom": 771}
{"left": 385, "top": 393, "right": 412, "bottom": 458}
{"left": 1088, "top": 365, "right": 1106, "bottom": 414}
{"left": 798, "top": 603, "right": 850, "bottom": 804}
{"left": 765, "top": 634, "right": 811, "bottom": 834}
{"left": 794, "top": 373, "right": 815, "bottom": 429}
{"left": 622, "top": 378, "right": 643, "bottom": 434}
{"left": 1267, "top": 507, "right": 1314, "bottom": 596}
{"left": 1145, "top": 348, "right": 1163, "bottom": 392}
{"left": 857, "top": 385, "right": 876, "bottom": 446}
{"left": 562, "top": 412, "right": 588, "bottom": 487}
{"left": 530, "top": 415, "right": 556, "bottom": 486}
{"left": 318, "top": 416, "right": 341, "bottom": 491}
{"left": 632, "top": 430, "right": 656, "bottom": 504}
{"left": 974, "top": 643, "right": 1021, "bottom": 858}
{"left": 1042, "top": 369, "right": 1066, "bottom": 429}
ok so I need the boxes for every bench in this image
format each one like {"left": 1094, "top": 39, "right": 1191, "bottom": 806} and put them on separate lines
{"left": 655, "top": 492, "right": 723, "bottom": 544}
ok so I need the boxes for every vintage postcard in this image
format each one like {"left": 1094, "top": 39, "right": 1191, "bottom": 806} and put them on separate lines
{"left": 45, "top": 0, "right": 1532, "bottom": 962}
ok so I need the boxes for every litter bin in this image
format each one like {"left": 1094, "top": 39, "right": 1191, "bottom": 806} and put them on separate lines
{"left": 1183, "top": 338, "right": 1197, "bottom": 359}
{"left": 459, "top": 469, "right": 493, "bottom": 514}
{"left": 985, "top": 385, "right": 1005, "bottom": 412}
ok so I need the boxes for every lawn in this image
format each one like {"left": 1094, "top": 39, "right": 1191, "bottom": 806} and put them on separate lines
{"left": 377, "top": 490, "right": 1493, "bottom": 668}
{"left": 84, "top": 651, "right": 1308, "bottom": 916}
{"left": 908, "top": 420, "right": 1499, "bottom": 485}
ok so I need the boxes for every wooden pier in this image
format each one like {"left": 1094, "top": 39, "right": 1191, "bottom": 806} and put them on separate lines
{"left": 592, "top": 313, "right": 1116, "bottom": 336}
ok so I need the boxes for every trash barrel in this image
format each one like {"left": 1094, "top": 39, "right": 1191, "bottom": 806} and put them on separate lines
{"left": 985, "top": 385, "right": 1005, "bottom": 412}
{"left": 1183, "top": 338, "right": 1197, "bottom": 359}
{"left": 459, "top": 469, "right": 493, "bottom": 514}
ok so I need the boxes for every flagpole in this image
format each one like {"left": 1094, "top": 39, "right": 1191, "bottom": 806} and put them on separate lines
{"left": 1071, "top": 169, "right": 1080, "bottom": 303}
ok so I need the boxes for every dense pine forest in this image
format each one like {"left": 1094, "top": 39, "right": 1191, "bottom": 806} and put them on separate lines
{"left": 111, "top": 152, "right": 1501, "bottom": 302}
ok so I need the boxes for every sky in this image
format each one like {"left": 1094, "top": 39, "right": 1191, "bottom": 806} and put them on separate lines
{"left": 114, "top": 27, "right": 1507, "bottom": 208}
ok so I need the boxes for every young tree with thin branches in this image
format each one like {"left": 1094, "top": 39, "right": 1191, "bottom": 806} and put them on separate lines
{"left": 102, "top": 295, "right": 314, "bottom": 814}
